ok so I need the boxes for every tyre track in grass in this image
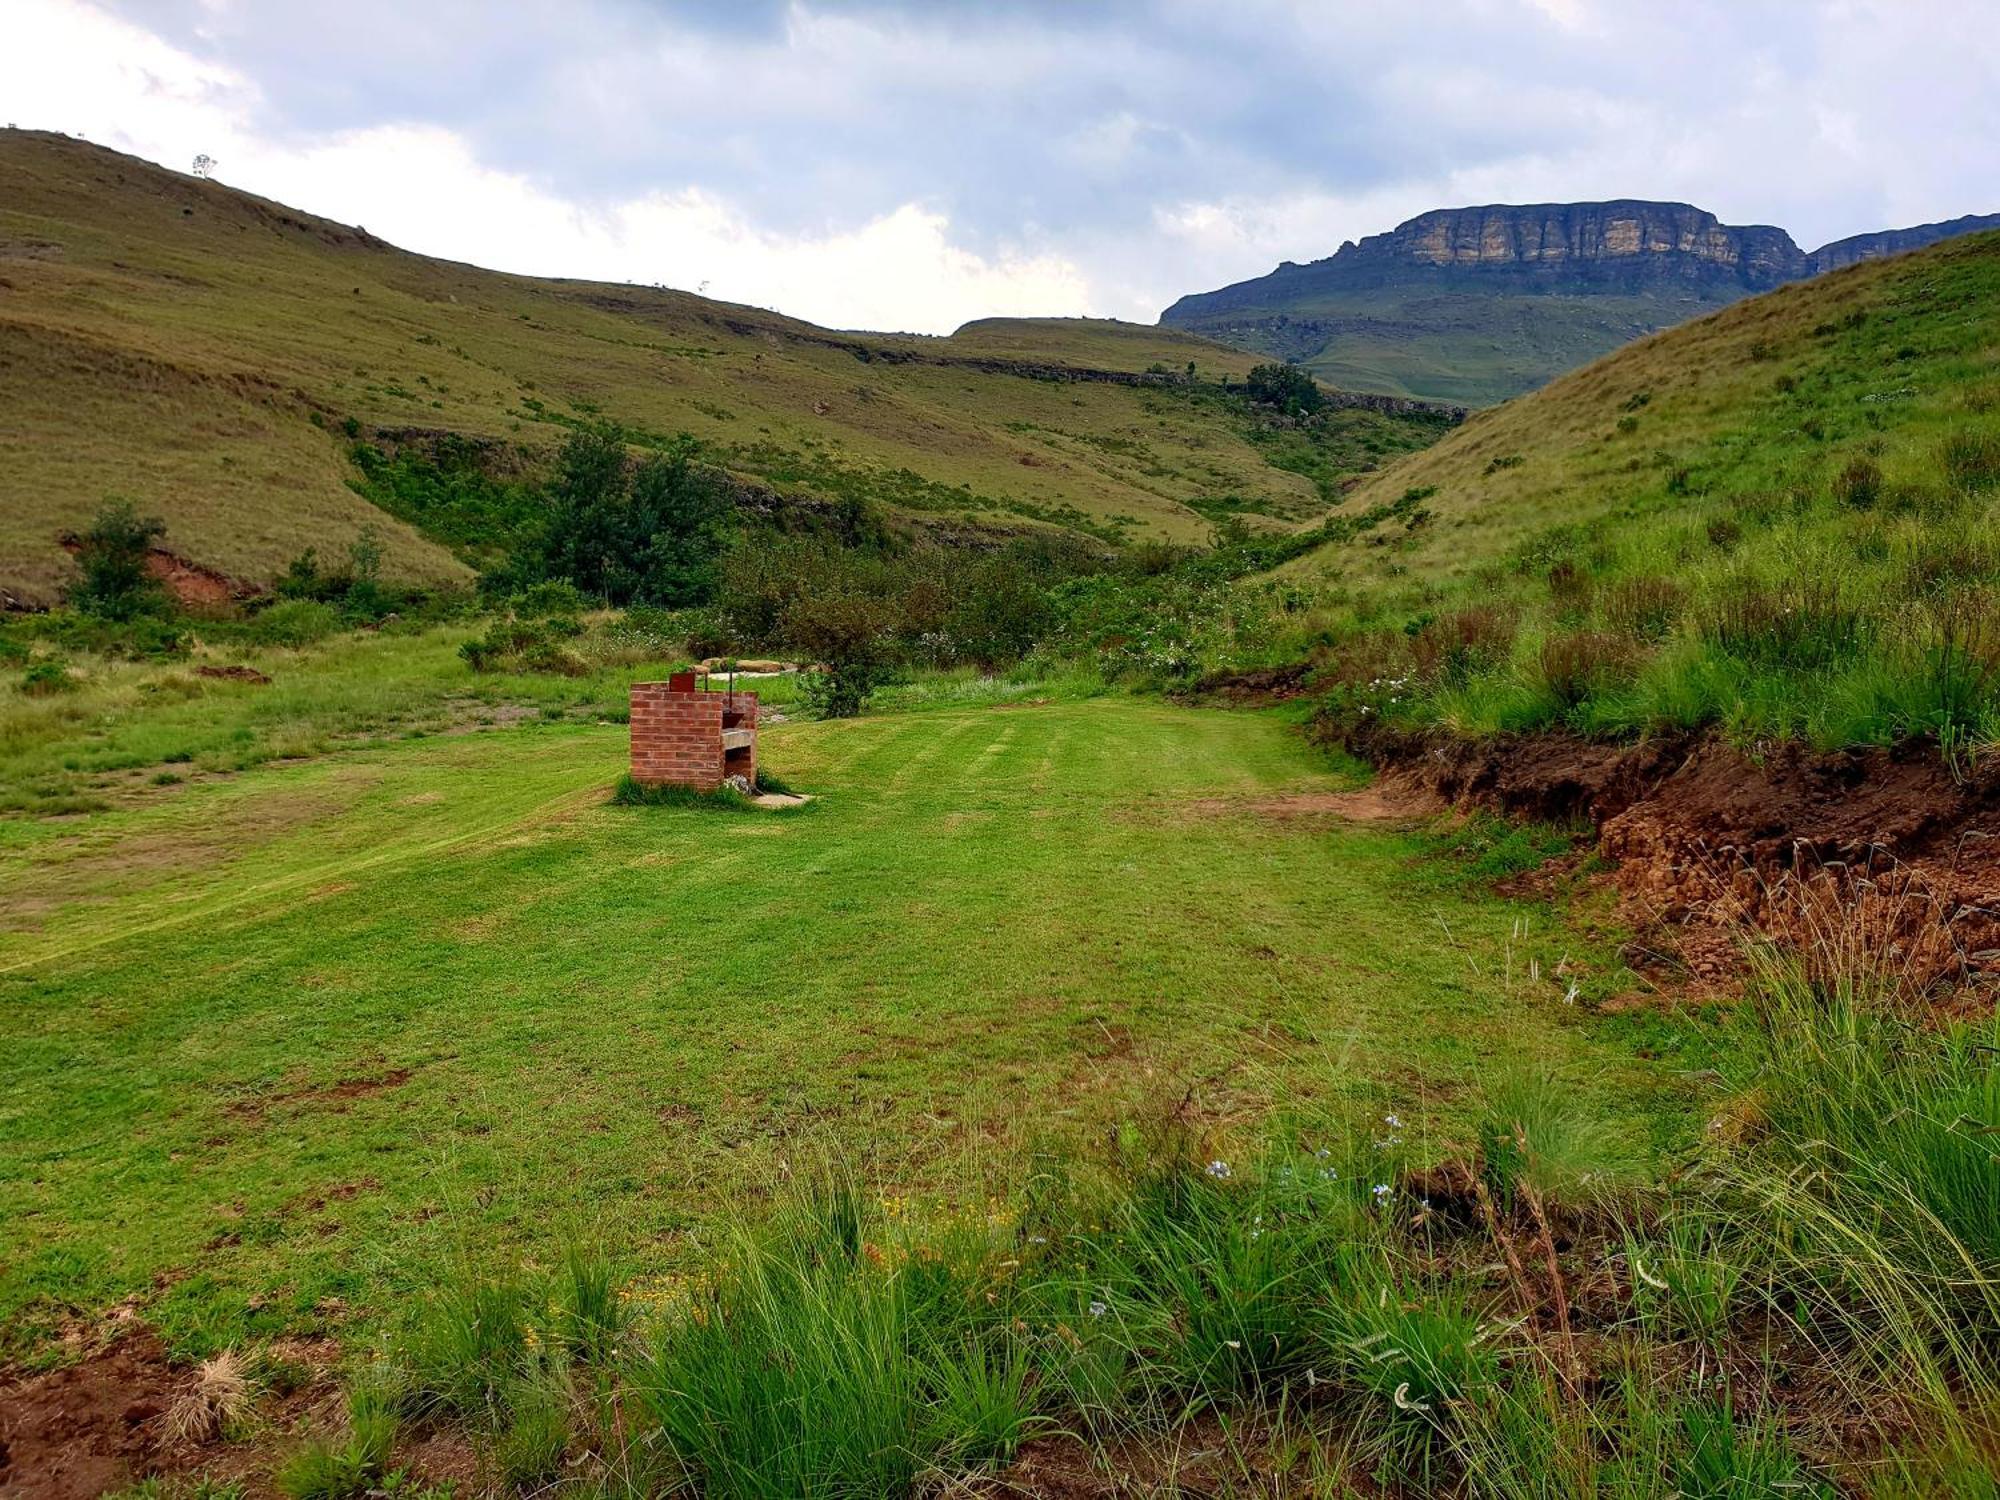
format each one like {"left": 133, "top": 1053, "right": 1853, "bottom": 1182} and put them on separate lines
{"left": 0, "top": 772, "right": 610, "bottom": 980}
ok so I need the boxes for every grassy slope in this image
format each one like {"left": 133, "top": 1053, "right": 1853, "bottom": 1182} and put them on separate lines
{"left": 1287, "top": 229, "right": 2000, "bottom": 591}
{"left": 0, "top": 131, "right": 1441, "bottom": 606}
{"left": 1178, "top": 280, "right": 1716, "bottom": 406}
{"left": 0, "top": 685, "right": 1679, "bottom": 1356}
{"left": 1294, "top": 289, "right": 1708, "bottom": 406}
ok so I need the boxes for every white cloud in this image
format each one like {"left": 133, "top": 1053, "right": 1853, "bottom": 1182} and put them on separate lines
{"left": 2, "top": 0, "right": 1091, "bottom": 333}
{"left": 7, "top": 0, "right": 1997, "bottom": 330}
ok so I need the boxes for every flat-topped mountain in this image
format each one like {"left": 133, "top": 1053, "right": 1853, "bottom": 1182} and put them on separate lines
{"left": 1162, "top": 200, "right": 2000, "bottom": 405}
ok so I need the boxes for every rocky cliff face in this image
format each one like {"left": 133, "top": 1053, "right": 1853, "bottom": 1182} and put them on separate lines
{"left": 1368, "top": 201, "right": 1806, "bottom": 287}
{"left": 1807, "top": 212, "right": 2000, "bottom": 274}
{"left": 1160, "top": 199, "right": 1999, "bottom": 405}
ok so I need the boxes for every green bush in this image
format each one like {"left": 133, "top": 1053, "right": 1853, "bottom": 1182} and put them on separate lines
{"left": 250, "top": 600, "right": 342, "bottom": 648}
{"left": 20, "top": 661, "right": 78, "bottom": 697}
{"left": 1244, "top": 362, "right": 1325, "bottom": 416}
{"left": 67, "top": 499, "right": 169, "bottom": 621}
{"left": 458, "top": 616, "right": 587, "bottom": 675}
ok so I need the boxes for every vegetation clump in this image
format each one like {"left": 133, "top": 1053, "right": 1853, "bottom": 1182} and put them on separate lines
{"left": 67, "top": 498, "right": 169, "bottom": 621}
{"left": 1243, "top": 360, "right": 1325, "bottom": 416}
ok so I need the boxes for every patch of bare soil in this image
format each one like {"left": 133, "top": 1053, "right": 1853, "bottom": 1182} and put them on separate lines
{"left": 225, "top": 1067, "right": 412, "bottom": 1122}
{"left": 1173, "top": 663, "right": 1316, "bottom": 707}
{"left": 1188, "top": 785, "right": 1442, "bottom": 823}
{"left": 55, "top": 538, "right": 253, "bottom": 609}
{"left": 1337, "top": 721, "right": 2000, "bottom": 992}
{"left": 0, "top": 1326, "right": 475, "bottom": 1499}
{"left": 0, "top": 1331, "right": 181, "bottom": 1498}
{"left": 193, "top": 664, "right": 272, "bottom": 685}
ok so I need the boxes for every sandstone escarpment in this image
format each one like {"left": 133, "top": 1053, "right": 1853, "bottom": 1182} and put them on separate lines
{"left": 1160, "top": 198, "right": 1998, "bottom": 405}
{"left": 1375, "top": 201, "right": 1806, "bottom": 287}
{"left": 1807, "top": 211, "right": 2000, "bottom": 274}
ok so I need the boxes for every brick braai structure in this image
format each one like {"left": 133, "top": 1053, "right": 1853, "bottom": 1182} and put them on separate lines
{"left": 629, "top": 672, "right": 758, "bottom": 792}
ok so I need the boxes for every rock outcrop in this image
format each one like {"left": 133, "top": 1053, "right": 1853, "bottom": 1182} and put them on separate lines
{"left": 1367, "top": 200, "right": 1806, "bottom": 287}
{"left": 1161, "top": 200, "right": 2000, "bottom": 405}
{"left": 1807, "top": 211, "right": 2000, "bottom": 274}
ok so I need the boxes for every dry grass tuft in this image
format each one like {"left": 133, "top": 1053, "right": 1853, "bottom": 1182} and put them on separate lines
{"left": 166, "top": 1348, "right": 255, "bottom": 1446}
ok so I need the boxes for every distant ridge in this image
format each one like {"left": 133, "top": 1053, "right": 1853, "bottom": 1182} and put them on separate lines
{"left": 1162, "top": 200, "right": 2000, "bottom": 405}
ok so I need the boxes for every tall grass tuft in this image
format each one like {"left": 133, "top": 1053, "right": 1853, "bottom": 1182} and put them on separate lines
{"left": 627, "top": 1172, "right": 1033, "bottom": 1497}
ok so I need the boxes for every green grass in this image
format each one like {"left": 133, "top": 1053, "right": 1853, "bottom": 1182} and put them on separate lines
{"left": 0, "top": 685, "right": 1679, "bottom": 1362}
{"left": 0, "top": 130, "right": 1451, "bottom": 605}
{"left": 307, "top": 934, "right": 1995, "bottom": 1495}
{"left": 1256, "top": 230, "right": 2000, "bottom": 751}
{"left": 1171, "top": 276, "right": 1699, "bottom": 406}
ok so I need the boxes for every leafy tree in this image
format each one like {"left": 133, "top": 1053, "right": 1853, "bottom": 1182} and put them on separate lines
{"left": 1245, "top": 362, "right": 1325, "bottom": 416}
{"left": 69, "top": 499, "right": 167, "bottom": 620}
{"left": 946, "top": 553, "right": 1055, "bottom": 667}
{"left": 626, "top": 439, "right": 736, "bottom": 605}
{"left": 783, "top": 588, "right": 899, "bottom": 718}
{"left": 529, "top": 424, "right": 735, "bottom": 606}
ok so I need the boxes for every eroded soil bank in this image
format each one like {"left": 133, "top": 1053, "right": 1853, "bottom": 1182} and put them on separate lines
{"left": 1328, "top": 719, "right": 2000, "bottom": 992}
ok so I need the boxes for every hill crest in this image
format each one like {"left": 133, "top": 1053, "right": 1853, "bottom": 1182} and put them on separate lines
{"left": 1162, "top": 199, "right": 2000, "bottom": 405}
{"left": 0, "top": 130, "right": 1451, "bottom": 606}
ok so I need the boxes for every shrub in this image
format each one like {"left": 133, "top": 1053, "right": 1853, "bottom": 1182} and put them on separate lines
{"left": 20, "top": 661, "right": 77, "bottom": 697}
{"left": 251, "top": 600, "right": 342, "bottom": 648}
{"left": 68, "top": 499, "right": 168, "bottom": 621}
{"left": 519, "top": 424, "right": 738, "bottom": 607}
{"left": 1244, "top": 362, "right": 1324, "bottom": 416}
{"left": 458, "top": 616, "right": 587, "bottom": 675}
{"left": 784, "top": 592, "right": 899, "bottom": 719}
{"left": 507, "top": 579, "right": 593, "bottom": 619}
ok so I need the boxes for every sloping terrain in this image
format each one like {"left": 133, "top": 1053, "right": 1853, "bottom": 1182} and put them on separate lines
{"left": 0, "top": 131, "right": 1449, "bottom": 606}
{"left": 1284, "top": 226, "right": 2000, "bottom": 592}
{"left": 1163, "top": 200, "right": 2000, "bottom": 404}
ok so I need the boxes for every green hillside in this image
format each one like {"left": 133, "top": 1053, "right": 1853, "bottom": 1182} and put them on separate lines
{"left": 1198, "top": 282, "right": 1703, "bottom": 407}
{"left": 1277, "top": 227, "right": 2000, "bottom": 747}
{"left": 1163, "top": 201, "right": 2000, "bottom": 406}
{"left": 0, "top": 130, "right": 1444, "bottom": 606}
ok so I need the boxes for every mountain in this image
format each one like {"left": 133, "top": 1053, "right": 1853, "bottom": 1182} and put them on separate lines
{"left": 1279, "top": 224, "right": 2000, "bottom": 594}
{"left": 1162, "top": 200, "right": 2000, "bottom": 406}
{"left": 0, "top": 130, "right": 1453, "bottom": 607}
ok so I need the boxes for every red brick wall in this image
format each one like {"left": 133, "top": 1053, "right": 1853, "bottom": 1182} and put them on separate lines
{"left": 629, "top": 685, "right": 759, "bottom": 792}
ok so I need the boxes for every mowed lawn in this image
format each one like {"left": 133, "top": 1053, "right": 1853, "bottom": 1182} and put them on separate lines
{"left": 1, "top": 698, "right": 1674, "bottom": 1357}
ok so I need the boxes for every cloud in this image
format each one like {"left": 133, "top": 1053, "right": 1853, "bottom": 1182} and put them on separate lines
{"left": 11, "top": 0, "right": 1999, "bottom": 329}
{"left": 6, "top": 0, "right": 1090, "bottom": 331}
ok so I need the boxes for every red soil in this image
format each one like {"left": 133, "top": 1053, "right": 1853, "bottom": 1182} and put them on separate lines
{"left": 1338, "top": 722, "right": 2000, "bottom": 993}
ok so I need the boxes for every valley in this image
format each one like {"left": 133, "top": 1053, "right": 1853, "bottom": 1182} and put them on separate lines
{"left": 2, "top": 106, "right": 1998, "bottom": 1500}
{"left": 0, "top": 130, "right": 1448, "bottom": 608}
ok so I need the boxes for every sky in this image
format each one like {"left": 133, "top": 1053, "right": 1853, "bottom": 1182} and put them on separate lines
{"left": 5, "top": 0, "right": 1997, "bottom": 333}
